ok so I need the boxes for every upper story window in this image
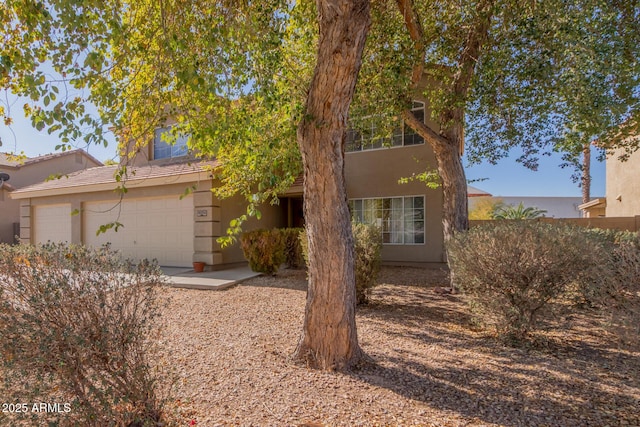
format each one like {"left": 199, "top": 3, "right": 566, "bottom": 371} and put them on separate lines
{"left": 153, "top": 126, "right": 189, "bottom": 160}
{"left": 346, "top": 101, "right": 425, "bottom": 152}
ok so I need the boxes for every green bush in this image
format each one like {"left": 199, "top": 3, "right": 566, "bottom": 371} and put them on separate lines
{"left": 447, "top": 222, "right": 611, "bottom": 341}
{"left": 280, "top": 227, "right": 305, "bottom": 269}
{"left": 0, "top": 242, "right": 170, "bottom": 426}
{"left": 300, "top": 222, "right": 382, "bottom": 305}
{"left": 240, "top": 229, "right": 286, "bottom": 274}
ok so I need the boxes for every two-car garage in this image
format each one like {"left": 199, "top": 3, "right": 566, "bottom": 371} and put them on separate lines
{"left": 12, "top": 160, "right": 274, "bottom": 270}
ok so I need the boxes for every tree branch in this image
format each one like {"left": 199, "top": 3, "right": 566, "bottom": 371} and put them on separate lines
{"left": 395, "top": 0, "right": 425, "bottom": 88}
{"left": 401, "top": 108, "right": 449, "bottom": 152}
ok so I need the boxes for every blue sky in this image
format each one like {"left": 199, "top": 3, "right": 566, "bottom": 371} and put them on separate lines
{"left": 464, "top": 150, "right": 605, "bottom": 197}
{"left": 1, "top": 105, "right": 604, "bottom": 198}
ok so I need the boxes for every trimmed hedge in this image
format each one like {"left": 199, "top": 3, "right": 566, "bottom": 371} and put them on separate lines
{"left": 240, "top": 229, "right": 286, "bottom": 275}
{"left": 280, "top": 227, "right": 305, "bottom": 269}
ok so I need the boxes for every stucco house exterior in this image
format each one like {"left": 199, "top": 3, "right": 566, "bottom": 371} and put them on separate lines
{"left": 0, "top": 150, "right": 102, "bottom": 244}
{"left": 604, "top": 146, "right": 640, "bottom": 217}
{"left": 11, "top": 99, "right": 445, "bottom": 268}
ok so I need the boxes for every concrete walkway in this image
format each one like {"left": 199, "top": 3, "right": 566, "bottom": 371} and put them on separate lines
{"left": 161, "top": 265, "right": 261, "bottom": 290}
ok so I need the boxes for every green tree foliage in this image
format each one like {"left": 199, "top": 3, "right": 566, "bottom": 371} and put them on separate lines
{"left": 1, "top": 0, "right": 302, "bottom": 240}
{"left": 1, "top": 0, "right": 370, "bottom": 371}
{"left": 493, "top": 202, "right": 547, "bottom": 219}
{"left": 355, "top": 0, "right": 640, "bottom": 239}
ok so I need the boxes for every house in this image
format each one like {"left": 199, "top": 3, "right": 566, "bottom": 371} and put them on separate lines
{"left": 11, "top": 100, "right": 446, "bottom": 268}
{"left": 0, "top": 150, "right": 102, "bottom": 244}
{"left": 603, "top": 146, "right": 640, "bottom": 217}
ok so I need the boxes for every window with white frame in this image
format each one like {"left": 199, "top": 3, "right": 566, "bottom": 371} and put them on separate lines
{"left": 348, "top": 196, "right": 425, "bottom": 244}
{"left": 153, "top": 126, "right": 189, "bottom": 160}
{"left": 346, "top": 101, "right": 425, "bottom": 152}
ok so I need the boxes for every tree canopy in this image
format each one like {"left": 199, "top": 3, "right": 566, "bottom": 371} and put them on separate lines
{"left": 2, "top": 1, "right": 639, "bottom": 237}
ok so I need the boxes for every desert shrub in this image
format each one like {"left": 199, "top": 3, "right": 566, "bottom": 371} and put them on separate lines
{"left": 352, "top": 222, "right": 382, "bottom": 304}
{"left": 599, "top": 242, "right": 640, "bottom": 345}
{"left": 240, "top": 229, "right": 286, "bottom": 274}
{"left": 577, "top": 227, "right": 639, "bottom": 249}
{"left": 0, "top": 242, "right": 170, "bottom": 426}
{"left": 447, "top": 221, "right": 610, "bottom": 341}
{"left": 280, "top": 227, "right": 305, "bottom": 269}
{"left": 569, "top": 228, "right": 640, "bottom": 306}
{"left": 299, "top": 222, "right": 382, "bottom": 305}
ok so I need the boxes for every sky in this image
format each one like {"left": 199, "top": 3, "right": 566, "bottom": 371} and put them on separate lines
{"left": 1, "top": 100, "right": 605, "bottom": 198}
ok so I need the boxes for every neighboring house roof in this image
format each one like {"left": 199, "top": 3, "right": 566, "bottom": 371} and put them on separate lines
{"left": 11, "top": 159, "right": 218, "bottom": 199}
{"left": 578, "top": 197, "right": 606, "bottom": 211}
{"left": 0, "top": 149, "right": 103, "bottom": 169}
{"left": 467, "top": 185, "right": 492, "bottom": 197}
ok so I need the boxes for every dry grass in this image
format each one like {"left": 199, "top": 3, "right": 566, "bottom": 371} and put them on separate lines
{"left": 157, "top": 266, "right": 640, "bottom": 426}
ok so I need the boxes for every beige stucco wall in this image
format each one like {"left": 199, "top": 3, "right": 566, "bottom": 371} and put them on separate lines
{"left": 345, "top": 143, "right": 445, "bottom": 264}
{"left": 219, "top": 193, "right": 285, "bottom": 265}
{"left": 1, "top": 151, "right": 101, "bottom": 244}
{"left": 606, "top": 147, "right": 640, "bottom": 217}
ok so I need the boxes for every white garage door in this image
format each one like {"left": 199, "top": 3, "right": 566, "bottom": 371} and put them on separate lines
{"left": 34, "top": 204, "right": 72, "bottom": 244}
{"left": 84, "top": 195, "right": 194, "bottom": 267}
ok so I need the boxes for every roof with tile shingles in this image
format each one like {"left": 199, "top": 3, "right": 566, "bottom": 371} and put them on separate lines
{"left": 12, "top": 159, "right": 218, "bottom": 195}
{"left": 0, "top": 149, "right": 102, "bottom": 168}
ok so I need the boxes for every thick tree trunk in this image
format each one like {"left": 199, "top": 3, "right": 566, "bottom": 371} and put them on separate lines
{"left": 402, "top": 110, "right": 469, "bottom": 241}
{"left": 432, "top": 138, "right": 469, "bottom": 241}
{"left": 581, "top": 142, "right": 591, "bottom": 205}
{"left": 294, "top": 0, "right": 370, "bottom": 371}
{"left": 396, "top": 0, "right": 491, "bottom": 242}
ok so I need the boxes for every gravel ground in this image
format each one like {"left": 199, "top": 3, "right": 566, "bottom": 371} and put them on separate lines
{"left": 157, "top": 266, "right": 640, "bottom": 427}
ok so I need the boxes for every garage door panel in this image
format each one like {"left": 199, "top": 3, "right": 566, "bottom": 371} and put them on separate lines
{"left": 34, "top": 204, "right": 72, "bottom": 244}
{"left": 84, "top": 196, "right": 193, "bottom": 267}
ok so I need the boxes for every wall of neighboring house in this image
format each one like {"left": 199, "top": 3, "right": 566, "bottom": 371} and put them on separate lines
{"left": 0, "top": 187, "right": 20, "bottom": 243}
{"left": 606, "top": 147, "right": 640, "bottom": 217}
{"left": 1, "top": 151, "right": 100, "bottom": 244}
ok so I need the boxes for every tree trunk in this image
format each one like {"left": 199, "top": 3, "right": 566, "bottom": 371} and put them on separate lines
{"left": 294, "top": 0, "right": 370, "bottom": 371}
{"left": 396, "top": 0, "right": 492, "bottom": 242}
{"left": 581, "top": 142, "right": 591, "bottom": 205}
{"left": 432, "top": 138, "right": 469, "bottom": 241}
{"left": 402, "top": 110, "right": 469, "bottom": 242}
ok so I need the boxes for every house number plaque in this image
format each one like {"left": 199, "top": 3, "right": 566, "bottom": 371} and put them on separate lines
{"left": 196, "top": 209, "right": 208, "bottom": 217}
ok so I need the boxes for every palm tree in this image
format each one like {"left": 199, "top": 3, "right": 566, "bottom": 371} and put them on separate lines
{"left": 492, "top": 202, "right": 547, "bottom": 220}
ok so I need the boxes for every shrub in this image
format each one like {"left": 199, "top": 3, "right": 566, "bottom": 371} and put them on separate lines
{"left": 280, "top": 227, "right": 305, "bottom": 269}
{"left": 0, "top": 242, "right": 170, "bottom": 426}
{"left": 300, "top": 222, "right": 382, "bottom": 305}
{"left": 447, "top": 221, "right": 610, "bottom": 341}
{"left": 569, "top": 228, "right": 640, "bottom": 306}
{"left": 352, "top": 222, "right": 382, "bottom": 304}
{"left": 240, "top": 229, "right": 286, "bottom": 275}
{"left": 600, "top": 241, "right": 640, "bottom": 345}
